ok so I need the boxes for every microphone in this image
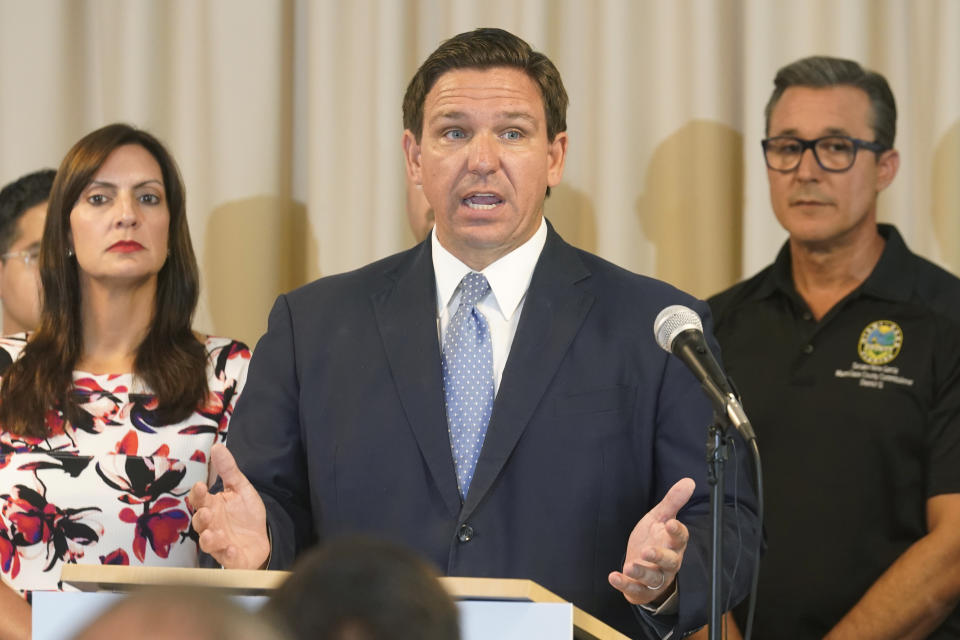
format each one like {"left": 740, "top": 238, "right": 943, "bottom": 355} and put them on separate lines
{"left": 654, "top": 305, "right": 756, "bottom": 441}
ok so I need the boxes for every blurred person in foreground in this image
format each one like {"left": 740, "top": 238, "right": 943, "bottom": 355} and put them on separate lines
{"left": 0, "top": 124, "right": 251, "bottom": 640}
{"left": 0, "top": 169, "right": 55, "bottom": 340}
{"left": 72, "top": 586, "right": 288, "bottom": 640}
{"left": 709, "top": 56, "right": 960, "bottom": 639}
{"left": 266, "top": 536, "right": 459, "bottom": 640}
{"left": 191, "top": 28, "right": 759, "bottom": 638}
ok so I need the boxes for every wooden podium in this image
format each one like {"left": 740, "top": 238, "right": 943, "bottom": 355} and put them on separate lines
{"left": 53, "top": 564, "right": 629, "bottom": 640}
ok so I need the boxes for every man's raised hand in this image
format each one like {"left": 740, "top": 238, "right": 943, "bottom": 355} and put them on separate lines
{"left": 189, "top": 443, "right": 270, "bottom": 569}
{"left": 609, "top": 477, "right": 695, "bottom": 606}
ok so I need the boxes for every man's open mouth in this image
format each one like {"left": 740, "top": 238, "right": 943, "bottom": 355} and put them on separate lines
{"left": 463, "top": 193, "right": 503, "bottom": 210}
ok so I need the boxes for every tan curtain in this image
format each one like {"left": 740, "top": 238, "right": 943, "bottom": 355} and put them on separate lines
{"left": 1, "top": 0, "right": 957, "bottom": 347}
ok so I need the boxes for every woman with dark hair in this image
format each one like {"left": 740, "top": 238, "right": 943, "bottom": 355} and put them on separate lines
{"left": 0, "top": 124, "right": 250, "bottom": 639}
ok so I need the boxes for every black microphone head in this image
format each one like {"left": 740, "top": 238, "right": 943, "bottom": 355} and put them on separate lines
{"left": 654, "top": 305, "right": 703, "bottom": 353}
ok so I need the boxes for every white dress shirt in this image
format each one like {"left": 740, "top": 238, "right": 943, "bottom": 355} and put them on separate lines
{"left": 432, "top": 217, "right": 547, "bottom": 396}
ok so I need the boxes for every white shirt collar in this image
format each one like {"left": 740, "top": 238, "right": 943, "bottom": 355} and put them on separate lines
{"left": 432, "top": 217, "right": 547, "bottom": 321}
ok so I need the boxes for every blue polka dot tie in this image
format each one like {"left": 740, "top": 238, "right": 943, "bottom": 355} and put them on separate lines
{"left": 442, "top": 272, "right": 494, "bottom": 499}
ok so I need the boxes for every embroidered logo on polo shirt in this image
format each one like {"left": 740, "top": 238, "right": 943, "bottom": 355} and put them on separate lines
{"left": 858, "top": 320, "right": 903, "bottom": 365}
{"left": 835, "top": 321, "right": 913, "bottom": 389}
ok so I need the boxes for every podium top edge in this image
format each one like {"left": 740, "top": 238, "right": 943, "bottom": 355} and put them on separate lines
{"left": 61, "top": 565, "right": 630, "bottom": 640}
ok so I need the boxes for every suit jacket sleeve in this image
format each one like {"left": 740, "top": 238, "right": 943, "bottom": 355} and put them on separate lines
{"left": 665, "top": 300, "right": 759, "bottom": 635}
{"left": 225, "top": 294, "right": 315, "bottom": 569}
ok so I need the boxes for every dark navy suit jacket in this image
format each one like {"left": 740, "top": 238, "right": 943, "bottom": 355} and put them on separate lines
{"left": 226, "top": 225, "right": 759, "bottom": 638}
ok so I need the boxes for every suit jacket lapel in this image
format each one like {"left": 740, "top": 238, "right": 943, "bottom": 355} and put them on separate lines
{"left": 461, "top": 226, "right": 595, "bottom": 518}
{"left": 372, "top": 240, "right": 462, "bottom": 518}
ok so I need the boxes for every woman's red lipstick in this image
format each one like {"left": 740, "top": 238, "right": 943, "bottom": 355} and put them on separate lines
{"left": 108, "top": 240, "right": 144, "bottom": 252}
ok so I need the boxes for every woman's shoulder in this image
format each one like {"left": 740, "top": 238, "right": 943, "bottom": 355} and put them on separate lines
{"left": 200, "top": 334, "right": 251, "bottom": 356}
{"left": 199, "top": 335, "right": 252, "bottom": 382}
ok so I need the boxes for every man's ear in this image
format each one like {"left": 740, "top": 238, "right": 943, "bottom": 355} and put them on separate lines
{"left": 546, "top": 131, "right": 568, "bottom": 188}
{"left": 402, "top": 130, "right": 423, "bottom": 186}
{"left": 876, "top": 148, "right": 900, "bottom": 193}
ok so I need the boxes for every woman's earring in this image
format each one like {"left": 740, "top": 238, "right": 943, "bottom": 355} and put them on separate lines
{"left": 66, "top": 247, "right": 74, "bottom": 257}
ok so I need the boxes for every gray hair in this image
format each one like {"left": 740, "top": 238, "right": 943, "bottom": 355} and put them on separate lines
{"left": 764, "top": 55, "right": 896, "bottom": 149}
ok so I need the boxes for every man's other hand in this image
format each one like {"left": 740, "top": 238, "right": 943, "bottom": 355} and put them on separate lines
{"left": 189, "top": 443, "right": 270, "bottom": 569}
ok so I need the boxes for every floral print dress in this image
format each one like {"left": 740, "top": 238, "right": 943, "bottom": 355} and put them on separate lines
{"left": 0, "top": 335, "right": 250, "bottom": 595}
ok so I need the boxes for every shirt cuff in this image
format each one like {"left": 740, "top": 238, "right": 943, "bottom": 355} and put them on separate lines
{"left": 633, "top": 582, "right": 679, "bottom": 639}
{"left": 639, "top": 586, "right": 678, "bottom": 615}
{"left": 633, "top": 605, "right": 677, "bottom": 640}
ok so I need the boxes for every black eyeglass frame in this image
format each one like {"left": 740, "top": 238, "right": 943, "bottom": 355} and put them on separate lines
{"left": 760, "top": 135, "right": 888, "bottom": 173}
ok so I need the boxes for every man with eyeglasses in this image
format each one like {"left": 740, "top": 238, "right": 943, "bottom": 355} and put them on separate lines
{"left": 0, "top": 169, "right": 54, "bottom": 341}
{"left": 708, "top": 56, "right": 960, "bottom": 638}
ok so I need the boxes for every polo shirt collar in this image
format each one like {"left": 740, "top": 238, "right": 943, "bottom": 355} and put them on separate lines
{"left": 751, "top": 224, "right": 915, "bottom": 305}
{"left": 860, "top": 224, "right": 914, "bottom": 304}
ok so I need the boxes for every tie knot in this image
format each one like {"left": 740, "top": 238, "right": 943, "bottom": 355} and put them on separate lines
{"left": 458, "top": 272, "right": 490, "bottom": 308}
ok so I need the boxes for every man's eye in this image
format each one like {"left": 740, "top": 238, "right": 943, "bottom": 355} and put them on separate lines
{"left": 443, "top": 129, "right": 466, "bottom": 140}
{"left": 502, "top": 130, "right": 522, "bottom": 141}
{"left": 775, "top": 142, "right": 802, "bottom": 154}
{"left": 822, "top": 141, "right": 853, "bottom": 153}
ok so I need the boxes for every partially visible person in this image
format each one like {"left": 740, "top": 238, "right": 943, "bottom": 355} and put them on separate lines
{"left": 0, "top": 169, "right": 55, "bottom": 338}
{"left": 710, "top": 56, "right": 960, "bottom": 639}
{"left": 266, "top": 536, "right": 459, "bottom": 640}
{"left": 405, "top": 175, "right": 434, "bottom": 242}
{"left": 72, "top": 586, "right": 289, "bottom": 640}
{"left": 0, "top": 124, "right": 251, "bottom": 640}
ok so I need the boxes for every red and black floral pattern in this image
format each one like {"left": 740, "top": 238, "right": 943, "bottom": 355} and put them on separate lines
{"left": 0, "top": 335, "right": 249, "bottom": 595}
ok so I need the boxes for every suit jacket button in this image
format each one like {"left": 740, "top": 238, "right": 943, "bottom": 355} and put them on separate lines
{"left": 457, "top": 524, "right": 474, "bottom": 542}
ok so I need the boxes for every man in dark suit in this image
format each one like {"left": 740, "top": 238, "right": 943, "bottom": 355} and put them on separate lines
{"left": 190, "top": 28, "right": 759, "bottom": 638}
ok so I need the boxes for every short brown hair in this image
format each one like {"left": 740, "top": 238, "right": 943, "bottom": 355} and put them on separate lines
{"left": 266, "top": 536, "right": 460, "bottom": 640}
{"left": 402, "top": 27, "right": 568, "bottom": 143}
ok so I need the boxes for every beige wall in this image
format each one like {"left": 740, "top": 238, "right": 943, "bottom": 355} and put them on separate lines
{"left": 1, "top": 0, "right": 958, "bottom": 347}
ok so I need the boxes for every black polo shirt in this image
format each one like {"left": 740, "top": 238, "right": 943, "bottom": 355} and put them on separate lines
{"left": 709, "top": 224, "right": 960, "bottom": 639}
